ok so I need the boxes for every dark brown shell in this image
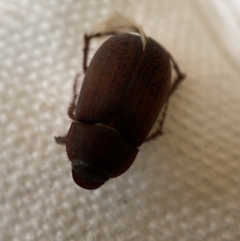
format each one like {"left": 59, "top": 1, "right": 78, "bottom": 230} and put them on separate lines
{"left": 76, "top": 33, "right": 171, "bottom": 146}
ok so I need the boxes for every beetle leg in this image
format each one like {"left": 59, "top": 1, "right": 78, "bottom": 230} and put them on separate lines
{"left": 145, "top": 56, "right": 186, "bottom": 142}
{"left": 55, "top": 74, "right": 80, "bottom": 145}
{"left": 83, "top": 32, "right": 116, "bottom": 73}
{"left": 168, "top": 54, "right": 186, "bottom": 96}
{"left": 145, "top": 101, "right": 169, "bottom": 142}
{"left": 55, "top": 136, "right": 67, "bottom": 145}
{"left": 67, "top": 73, "right": 81, "bottom": 121}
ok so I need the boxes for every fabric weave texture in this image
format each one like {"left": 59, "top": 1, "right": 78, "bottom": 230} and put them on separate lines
{"left": 0, "top": 0, "right": 240, "bottom": 240}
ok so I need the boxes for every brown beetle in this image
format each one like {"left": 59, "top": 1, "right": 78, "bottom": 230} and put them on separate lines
{"left": 55, "top": 13, "right": 186, "bottom": 190}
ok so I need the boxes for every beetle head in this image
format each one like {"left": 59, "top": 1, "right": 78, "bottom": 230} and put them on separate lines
{"left": 71, "top": 160, "right": 110, "bottom": 190}
{"left": 66, "top": 122, "right": 139, "bottom": 190}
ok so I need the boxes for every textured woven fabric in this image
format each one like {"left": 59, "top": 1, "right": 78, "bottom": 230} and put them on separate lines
{"left": 1, "top": 0, "right": 240, "bottom": 240}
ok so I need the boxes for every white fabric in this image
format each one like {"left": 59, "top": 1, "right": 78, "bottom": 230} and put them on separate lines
{"left": 1, "top": 0, "right": 240, "bottom": 240}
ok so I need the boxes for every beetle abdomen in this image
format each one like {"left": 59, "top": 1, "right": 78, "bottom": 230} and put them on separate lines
{"left": 76, "top": 33, "right": 171, "bottom": 146}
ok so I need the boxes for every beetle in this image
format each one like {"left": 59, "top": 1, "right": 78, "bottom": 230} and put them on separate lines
{"left": 55, "top": 14, "right": 186, "bottom": 190}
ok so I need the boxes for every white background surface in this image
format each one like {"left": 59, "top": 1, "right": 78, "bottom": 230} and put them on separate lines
{"left": 0, "top": 0, "right": 240, "bottom": 240}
